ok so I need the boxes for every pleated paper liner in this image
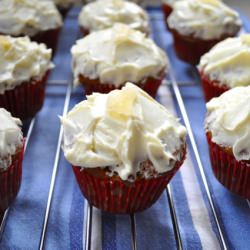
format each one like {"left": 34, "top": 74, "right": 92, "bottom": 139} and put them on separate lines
{"left": 162, "top": 3, "right": 173, "bottom": 20}
{"left": 168, "top": 28, "right": 235, "bottom": 65}
{"left": 0, "top": 71, "right": 49, "bottom": 120}
{"left": 31, "top": 28, "right": 61, "bottom": 56}
{"left": 206, "top": 132, "right": 250, "bottom": 199}
{"left": 199, "top": 71, "right": 229, "bottom": 101}
{"left": 72, "top": 147, "right": 186, "bottom": 214}
{"left": 78, "top": 72, "right": 165, "bottom": 98}
{"left": 0, "top": 142, "right": 24, "bottom": 217}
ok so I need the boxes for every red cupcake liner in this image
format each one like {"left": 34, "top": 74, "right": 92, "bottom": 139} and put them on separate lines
{"left": 79, "top": 72, "right": 165, "bottom": 98}
{"left": 72, "top": 147, "right": 186, "bottom": 214}
{"left": 162, "top": 4, "right": 173, "bottom": 20}
{"left": 169, "top": 28, "right": 235, "bottom": 65}
{"left": 0, "top": 143, "right": 24, "bottom": 216}
{"left": 80, "top": 26, "right": 150, "bottom": 37}
{"left": 0, "top": 71, "right": 49, "bottom": 120}
{"left": 199, "top": 71, "right": 229, "bottom": 101}
{"left": 80, "top": 27, "right": 90, "bottom": 37}
{"left": 206, "top": 133, "right": 250, "bottom": 199}
{"left": 31, "top": 28, "right": 61, "bottom": 56}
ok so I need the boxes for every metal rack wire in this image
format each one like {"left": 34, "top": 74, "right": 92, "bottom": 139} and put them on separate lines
{"left": 0, "top": 9, "right": 249, "bottom": 250}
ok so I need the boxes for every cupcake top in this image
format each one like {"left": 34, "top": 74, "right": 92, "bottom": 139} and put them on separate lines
{"left": 0, "top": 36, "right": 53, "bottom": 94}
{"left": 61, "top": 83, "right": 187, "bottom": 181}
{"left": 0, "top": 0, "right": 62, "bottom": 37}
{"left": 167, "top": 0, "right": 241, "bottom": 40}
{"left": 0, "top": 108, "right": 23, "bottom": 170}
{"left": 78, "top": 0, "right": 150, "bottom": 34}
{"left": 71, "top": 24, "right": 168, "bottom": 87}
{"left": 199, "top": 35, "right": 250, "bottom": 88}
{"left": 206, "top": 86, "right": 250, "bottom": 161}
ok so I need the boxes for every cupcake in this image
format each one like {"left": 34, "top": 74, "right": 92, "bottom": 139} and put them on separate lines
{"left": 167, "top": 0, "right": 241, "bottom": 65}
{"left": 78, "top": 0, "right": 150, "bottom": 36}
{"left": 0, "top": 36, "right": 53, "bottom": 120}
{"left": 0, "top": 108, "right": 24, "bottom": 216}
{"left": 71, "top": 24, "right": 167, "bottom": 97}
{"left": 44, "top": 0, "right": 75, "bottom": 18}
{"left": 205, "top": 87, "right": 250, "bottom": 199}
{"left": 0, "top": 0, "right": 62, "bottom": 54}
{"left": 199, "top": 35, "right": 250, "bottom": 101}
{"left": 61, "top": 83, "right": 187, "bottom": 213}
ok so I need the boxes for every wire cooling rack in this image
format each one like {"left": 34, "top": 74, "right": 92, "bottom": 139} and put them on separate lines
{"left": 0, "top": 7, "right": 250, "bottom": 250}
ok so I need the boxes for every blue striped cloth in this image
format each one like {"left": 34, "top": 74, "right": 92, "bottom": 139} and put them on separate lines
{"left": 1, "top": 7, "right": 250, "bottom": 250}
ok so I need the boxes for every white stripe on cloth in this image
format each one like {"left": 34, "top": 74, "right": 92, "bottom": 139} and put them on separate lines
{"left": 82, "top": 203, "right": 102, "bottom": 250}
{"left": 158, "top": 83, "right": 221, "bottom": 249}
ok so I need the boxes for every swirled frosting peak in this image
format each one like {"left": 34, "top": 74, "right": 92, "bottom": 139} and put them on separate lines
{"left": 71, "top": 24, "right": 168, "bottom": 86}
{"left": 199, "top": 35, "right": 250, "bottom": 88}
{"left": 167, "top": 0, "right": 241, "bottom": 40}
{"left": 206, "top": 86, "right": 250, "bottom": 161}
{"left": 61, "top": 83, "right": 187, "bottom": 181}
{"left": 0, "top": 36, "right": 53, "bottom": 94}
{"left": 0, "top": 108, "right": 23, "bottom": 170}
{"left": 79, "top": 0, "right": 150, "bottom": 34}
{"left": 0, "top": 0, "right": 62, "bottom": 36}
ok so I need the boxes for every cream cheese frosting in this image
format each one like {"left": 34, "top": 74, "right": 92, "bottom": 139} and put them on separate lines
{"left": 199, "top": 35, "right": 250, "bottom": 88}
{"left": 0, "top": 36, "right": 53, "bottom": 94}
{"left": 162, "top": 0, "right": 181, "bottom": 7}
{"left": 71, "top": 24, "right": 168, "bottom": 86}
{"left": 206, "top": 86, "right": 250, "bottom": 161}
{"left": 78, "top": 0, "right": 150, "bottom": 34}
{"left": 167, "top": 0, "right": 241, "bottom": 40}
{"left": 61, "top": 83, "right": 187, "bottom": 181}
{"left": 0, "top": 108, "right": 23, "bottom": 170}
{"left": 0, "top": 0, "right": 62, "bottom": 37}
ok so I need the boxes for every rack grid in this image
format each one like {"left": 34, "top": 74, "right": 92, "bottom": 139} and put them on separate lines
{"left": 0, "top": 7, "right": 249, "bottom": 250}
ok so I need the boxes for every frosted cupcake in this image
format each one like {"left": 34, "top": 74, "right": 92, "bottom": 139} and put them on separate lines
{"left": 0, "top": 109, "right": 24, "bottom": 216}
{"left": 0, "top": 0, "right": 62, "bottom": 53}
{"left": 78, "top": 0, "right": 150, "bottom": 36}
{"left": 0, "top": 36, "right": 53, "bottom": 120}
{"left": 61, "top": 83, "right": 187, "bottom": 213}
{"left": 71, "top": 24, "right": 167, "bottom": 97}
{"left": 199, "top": 35, "right": 250, "bottom": 101}
{"left": 167, "top": 0, "right": 241, "bottom": 65}
{"left": 205, "top": 87, "right": 250, "bottom": 199}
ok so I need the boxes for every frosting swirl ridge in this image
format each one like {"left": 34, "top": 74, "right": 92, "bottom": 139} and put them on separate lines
{"left": 199, "top": 35, "right": 250, "bottom": 88}
{"left": 0, "top": 108, "right": 23, "bottom": 170}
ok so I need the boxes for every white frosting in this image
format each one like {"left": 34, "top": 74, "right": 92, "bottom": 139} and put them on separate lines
{"left": 78, "top": 0, "right": 150, "bottom": 34}
{"left": 71, "top": 24, "right": 168, "bottom": 86}
{"left": 162, "top": 0, "right": 181, "bottom": 7}
{"left": 199, "top": 35, "right": 250, "bottom": 88}
{"left": 0, "top": 108, "right": 23, "bottom": 170}
{"left": 0, "top": 36, "right": 53, "bottom": 94}
{"left": 206, "top": 86, "right": 250, "bottom": 161}
{"left": 43, "top": 0, "right": 74, "bottom": 9}
{"left": 61, "top": 83, "right": 187, "bottom": 181}
{"left": 0, "top": 0, "right": 62, "bottom": 37}
{"left": 167, "top": 0, "right": 241, "bottom": 40}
